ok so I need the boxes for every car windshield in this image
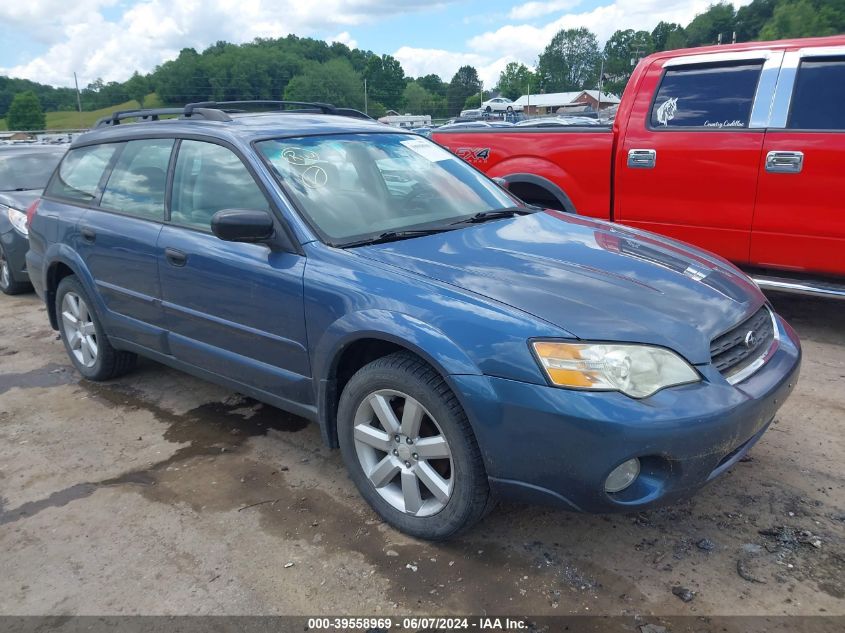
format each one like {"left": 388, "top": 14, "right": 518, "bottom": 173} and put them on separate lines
{"left": 0, "top": 149, "right": 65, "bottom": 191}
{"left": 256, "top": 133, "right": 517, "bottom": 246}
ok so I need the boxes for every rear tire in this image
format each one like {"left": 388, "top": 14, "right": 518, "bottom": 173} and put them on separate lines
{"left": 338, "top": 352, "right": 493, "bottom": 540}
{"left": 55, "top": 275, "right": 137, "bottom": 381}
{"left": 0, "top": 244, "right": 30, "bottom": 295}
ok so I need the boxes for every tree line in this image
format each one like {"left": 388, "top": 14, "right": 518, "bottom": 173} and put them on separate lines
{"left": 2, "top": 0, "right": 844, "bottom": 129}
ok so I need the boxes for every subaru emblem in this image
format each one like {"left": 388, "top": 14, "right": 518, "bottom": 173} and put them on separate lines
{"left": 744, "top": 330, "right": 757, "bottom": 348}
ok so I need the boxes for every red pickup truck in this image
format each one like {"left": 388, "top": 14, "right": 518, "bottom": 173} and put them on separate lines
{"left": 434, "top": 36, "right": 845, "bottom": 299}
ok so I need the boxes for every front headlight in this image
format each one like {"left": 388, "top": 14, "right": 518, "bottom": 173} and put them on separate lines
{"left": 5, "top": 206, "right": 28, "bottom": 237}
{"left": 532, "top": 341, "right": 700, "bottom": 398}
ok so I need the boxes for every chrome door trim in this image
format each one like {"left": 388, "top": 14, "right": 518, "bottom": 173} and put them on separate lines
{"left": 749, "top": 51, "right": 785, "bottom": 129}
{"left": 627, "top": 148, "right": 656, "bottom": 169}
{"left": 765, "top": 150, "right": 804, "bottom": 173}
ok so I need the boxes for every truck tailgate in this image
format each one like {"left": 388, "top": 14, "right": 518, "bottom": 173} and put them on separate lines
{"left": 433, "top": 128, "right": 614, "bottom": 220}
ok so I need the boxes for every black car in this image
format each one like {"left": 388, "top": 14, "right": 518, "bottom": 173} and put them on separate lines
{"left": 0, "top": 145, "right": 67, "bottom": 294}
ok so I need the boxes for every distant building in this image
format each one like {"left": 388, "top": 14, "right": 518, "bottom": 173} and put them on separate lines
{"left": 513, "top": 90, "right": 620, "bottom": 115}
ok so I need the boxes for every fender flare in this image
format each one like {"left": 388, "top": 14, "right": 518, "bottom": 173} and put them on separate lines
{"left": 499, "top": 173, "right": 577, "bottom": 213}
{"left": 41, "top": 245, "right": 101, "bottom": 330}
{"left": 311, "top": 309, "right": 483, "bottom": 446}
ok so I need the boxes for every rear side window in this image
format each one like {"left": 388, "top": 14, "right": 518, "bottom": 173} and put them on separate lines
{"left": 650, "top": 61, "right": 763, "bottom": 129}
{"left": 100, "top": 139, "right": 174, "bottom": 221}
{"left": 170, "top": 140, "right": 268, "bottom": 231}
{"left": 45, "top": 144, "right": 118, "bottom": 203}
{"left": 789, "top": 58, "right": 845, "bottom": 130}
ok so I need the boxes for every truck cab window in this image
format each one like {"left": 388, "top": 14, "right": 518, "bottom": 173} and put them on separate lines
{"left": 788, "top": 58, "right": 845, "bottom": 130}
{"left": 650, "top": 61, "right": 763, "bottom": 129}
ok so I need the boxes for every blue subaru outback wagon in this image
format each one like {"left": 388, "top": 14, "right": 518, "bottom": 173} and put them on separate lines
{"left": 26, "top": 102, "right": 801, "bottom": 540}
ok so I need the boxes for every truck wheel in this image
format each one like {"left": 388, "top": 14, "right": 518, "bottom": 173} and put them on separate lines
{"left": 56, "top": 275, "right": 137, "bottom": 381}
{"left": 0, "top": 244, "right": 30, "bottom": 295}
{"left": 337, "top": 352, "right": 493, "bottom": 540}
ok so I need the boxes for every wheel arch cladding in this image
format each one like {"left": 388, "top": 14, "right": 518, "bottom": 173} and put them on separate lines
{"left": 311, "top": 310, "right": 483, "bottom": 448}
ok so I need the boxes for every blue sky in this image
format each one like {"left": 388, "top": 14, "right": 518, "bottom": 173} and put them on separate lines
{"left": 0, "top": 1, "right": 749, "bottom": 88}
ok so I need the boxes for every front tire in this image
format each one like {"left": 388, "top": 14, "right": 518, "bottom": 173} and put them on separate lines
{"left": 56, "top": 275, "right": 137, "bottom": 380}
{"left": 338, "top": 352, "right": 492, "bottom": 540}
{"left": 0, "top": 244, "right": 30, "bottom": 295}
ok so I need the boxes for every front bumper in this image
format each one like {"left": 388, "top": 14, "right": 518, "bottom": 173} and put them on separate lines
{"left": 451, "top": 314, "right": 801, "bottom": 513}
{"left": 1, "top": 227, "right": 30, "bottom": 284}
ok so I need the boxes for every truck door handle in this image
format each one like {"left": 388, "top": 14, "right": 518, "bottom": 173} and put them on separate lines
{"left": 80, "top": 226, "right": 96, "bottom": 243}
{"left": 627, "top": 149, "right": 656, "bottom": 169}
{"left": 164, "top": 248, "right": 187, "bottom": 267}
{"left": 766, "top": 151, "right": 804, "bottom": 174}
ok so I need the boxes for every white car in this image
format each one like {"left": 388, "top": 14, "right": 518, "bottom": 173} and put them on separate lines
{"left": 482, "top": 97, "right": 522, "bottom": 113}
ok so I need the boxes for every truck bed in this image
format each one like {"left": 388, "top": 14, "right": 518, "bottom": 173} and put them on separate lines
{"left": 433, "top": 126, "right": 614, "bottom": 220}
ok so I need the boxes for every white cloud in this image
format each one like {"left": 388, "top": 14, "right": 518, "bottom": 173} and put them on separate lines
{"left": 402, "top": 0, "right": 752, "bottom": 85}
{"left": 394, "top": 46, "right": 514, "bottom": 87}
{"left": 0, "top": 0, "right": 458, "bottom": 86}
{"left": 328, "top": 31, "right": 359, "bottom": 49}
{"left": 508, "top": 1, "right": 583, "bottom": 21}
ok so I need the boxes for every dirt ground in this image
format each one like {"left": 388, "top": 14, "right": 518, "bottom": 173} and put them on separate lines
{"left": 0, "top": 290, "right": 842, "bottom": 621}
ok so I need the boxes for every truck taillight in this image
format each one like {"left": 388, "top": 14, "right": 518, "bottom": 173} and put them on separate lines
{"left": 26, "top": 199, "right": 41, "bottom": 228}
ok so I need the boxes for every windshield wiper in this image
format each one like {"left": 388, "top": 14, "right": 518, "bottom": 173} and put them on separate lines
{"left": 449, "top": 206, "right": 537, "bottom": 226}
{"left": 339, "top": 228, "right": 455, "bottom": 248}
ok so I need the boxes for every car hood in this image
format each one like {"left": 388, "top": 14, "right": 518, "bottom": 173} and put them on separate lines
{"left": 0, "top": 189, "right": 41, "bottom": 212}
{"left": 354, "top": 211, "right": 765, "bottom": 364}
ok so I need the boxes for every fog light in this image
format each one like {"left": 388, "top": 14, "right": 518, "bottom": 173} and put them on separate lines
{"left": 605, "top": 458, "right": 640, "bottom": 493}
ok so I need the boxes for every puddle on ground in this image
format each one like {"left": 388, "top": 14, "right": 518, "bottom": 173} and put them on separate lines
{"left": 0, "top": 363, "right": 76, "bottom": 395}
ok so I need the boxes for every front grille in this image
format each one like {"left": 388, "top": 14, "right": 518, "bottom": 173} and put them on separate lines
{"left": 710, "top": 307, "right": 775, "bottom": 379}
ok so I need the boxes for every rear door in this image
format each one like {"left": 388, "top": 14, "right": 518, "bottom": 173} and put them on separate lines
{"left": 76, "top": 138, "right": 173, "bottom": 351}
{"left": 157, "top": 139, "right": 310, "bottom": 406}
{"left": 616, "top": 51, "right": 781, "bottom": 264}
{"left": 751, "top": 47, "right": 845, "bottom": 276}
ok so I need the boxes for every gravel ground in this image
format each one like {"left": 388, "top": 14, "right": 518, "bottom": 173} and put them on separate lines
{"left": 0, "top": 290, "right": 842, "bottom": 621}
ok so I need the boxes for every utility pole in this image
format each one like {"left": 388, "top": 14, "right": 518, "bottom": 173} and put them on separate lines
{"left": 73, "top": 72, "right": 83, "bottom": 128}
{"left": 364, "top": 78, "right": 368, "bottom": 115}
{"left": 480, "top": 81, "right": 483, "bottom": 107}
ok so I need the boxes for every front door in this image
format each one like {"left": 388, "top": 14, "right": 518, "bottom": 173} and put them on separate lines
{"left": 616, "top": 53, "right": 774, "bottom": 264}
{"left": 751, "top": 50, "right": 845, "bottom": 276}
{"left": 158, "top": 139, "right": 310, "bottom": 406}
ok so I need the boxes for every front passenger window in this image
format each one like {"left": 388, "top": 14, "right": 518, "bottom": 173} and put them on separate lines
{"left": 170, "top": 140, "right": 269, "bottom": 231}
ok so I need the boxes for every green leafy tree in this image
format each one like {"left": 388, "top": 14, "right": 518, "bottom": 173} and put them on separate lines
{"left": 401, "top": 82, "right": 437, "bottom": 114}
{"left": 536, "top": 27, "right": 601, "bottom": 92}
{"left": 735, "top": 0, "right": 778, "bottom": 41}
{"left": 602, "top": 30, "right": 653, "bottom": 95}
{"left": 416, "top": 74, "right": 448, "bottom": 97}
{"left": 364, "top": 54, "right": 406, "bottom": 111}
{"left": 6, "top": 91, "right": 46, "bottom": 131}
{"left": 652, "top": 22, "right": 687, "bottom": 51}
{"left": 124, "top": 72, "right": 149, "bottom": 107}
{"left": 495, "top": 62, "right": 535, "bottom": 100}
{"left": 284, "top": 58, "right": 364, "bottom": 109}
{"left": 447, "top": 65, "right": 481, "bottom": 116}
{"left": 760, "top": 0, "right": 837, "bottom": 38}
{"left": 685, "top": 3, "right": 737, "bottom": 46}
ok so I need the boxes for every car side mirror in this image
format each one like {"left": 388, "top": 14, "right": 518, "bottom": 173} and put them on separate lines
{"left": 211, "top": 209, "right": 276, "bottom": 244}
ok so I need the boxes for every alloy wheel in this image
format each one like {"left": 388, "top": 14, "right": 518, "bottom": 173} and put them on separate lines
{"left": 353, "top": 389, "right": 454, "bottom": 517}
{"left": 0, "top": 250, "right": 9, "bottom": 289}
{"left": 61, "top": 291, "right": 99, "bottom": 368}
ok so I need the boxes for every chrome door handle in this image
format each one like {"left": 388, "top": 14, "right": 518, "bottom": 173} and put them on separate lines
{"left": 627, "top": 148, "right": 656, "bottom": 169}
{"left": 766, "top": 150, "right": 804, "bottom": 174}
